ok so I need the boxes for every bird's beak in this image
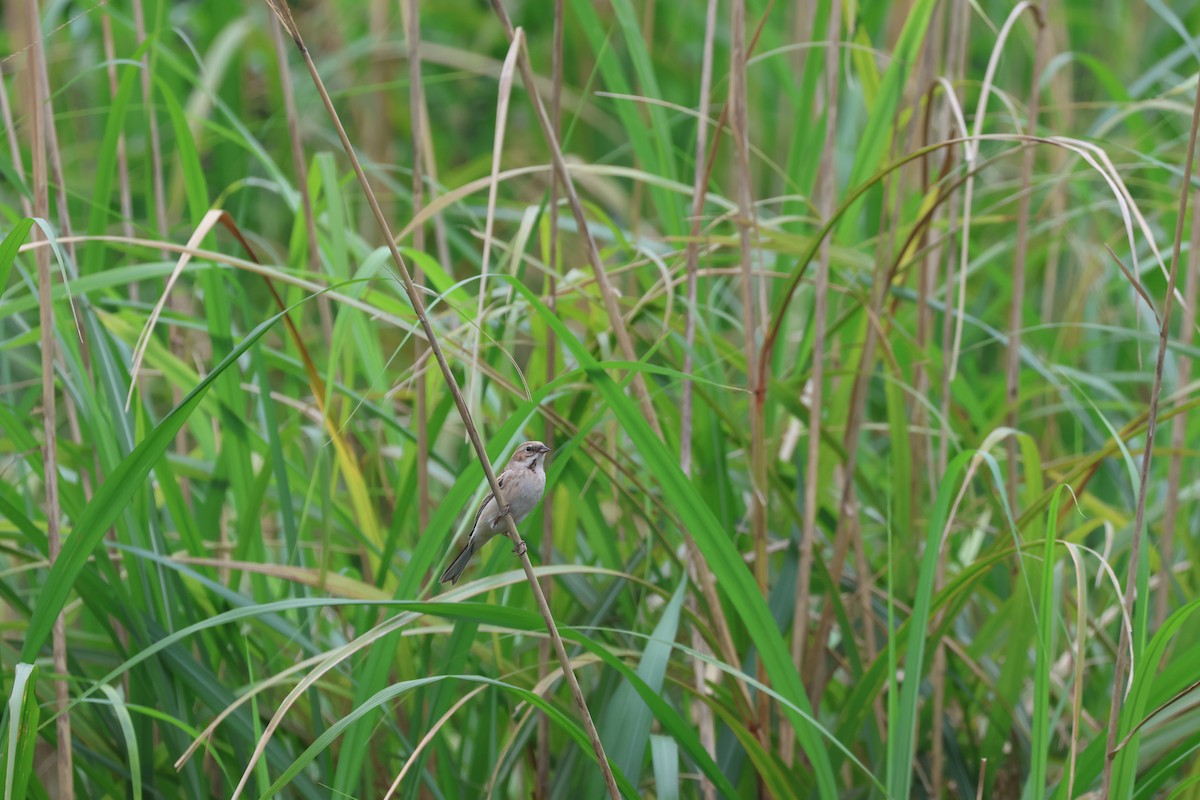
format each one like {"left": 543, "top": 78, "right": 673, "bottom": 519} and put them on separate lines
{"left": 538, "top": 444, "right": 551, "bottom": 454}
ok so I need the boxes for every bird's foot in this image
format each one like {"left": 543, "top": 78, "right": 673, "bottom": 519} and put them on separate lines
{"left": 498, "top": 503, "right": 512, "bottom": 519}
{"left": 513, "top": 541, "right": 528, "bottom": 557}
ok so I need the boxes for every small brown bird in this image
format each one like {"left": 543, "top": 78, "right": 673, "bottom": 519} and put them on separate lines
{"left": 439, "top": 441, "right": 551, "bottom": 585}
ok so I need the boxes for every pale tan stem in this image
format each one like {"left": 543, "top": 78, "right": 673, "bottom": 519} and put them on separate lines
{"left": 263, "top": 4, "right": 619, "bottom": 797}
{"left": 679, "top": 0, "right": 719, "bottom": 792}
{"left": 1099, "top": 57, "right": 1200, "bottom": 800}
{"left": 21, "top": 0, "right": 74, "bottom": 793}
{"left": 536, "top": 1, "right": 564, "bottom": 796}
{"left": 1003, "top": 3, "right": 1047, "bottom": 513}
{"left": 402, "top": 0, "right": 431, "bottom": 533}
{"left": 1155, "top": 196, "right": 1199, "bottom": 629}
{"left": 787, "top": 0, "right": 840, "bottom": 767}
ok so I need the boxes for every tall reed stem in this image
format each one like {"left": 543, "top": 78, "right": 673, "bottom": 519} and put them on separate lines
{"left": 264, "top": 4, "right": 619, "bottom": 796}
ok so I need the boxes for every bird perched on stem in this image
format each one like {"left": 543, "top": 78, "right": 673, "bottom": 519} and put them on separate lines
{"left": 440, "top": 441, "right": 551, "bottom": 585}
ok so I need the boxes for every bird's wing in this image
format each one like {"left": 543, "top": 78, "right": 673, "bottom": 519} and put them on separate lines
{"left": 470, "top": 471, "right": 507, "bottom": 534}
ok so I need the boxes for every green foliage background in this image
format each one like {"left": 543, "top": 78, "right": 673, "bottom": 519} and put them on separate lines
{"left": 1, "top": 0, "right": 1200, "bottom": 797}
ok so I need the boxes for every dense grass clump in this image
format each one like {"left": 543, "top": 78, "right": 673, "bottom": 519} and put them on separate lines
{"left": 2, "top": 0, "right": 1200, "bottom": 797}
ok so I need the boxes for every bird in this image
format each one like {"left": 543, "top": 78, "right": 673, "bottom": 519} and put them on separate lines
{"left": 439, "top": 441, "right": 551, "bottom": 585}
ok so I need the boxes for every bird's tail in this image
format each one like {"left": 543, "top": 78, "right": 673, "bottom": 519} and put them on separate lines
{"left": 439, "top": 539, "right": 475, "bottom": 585}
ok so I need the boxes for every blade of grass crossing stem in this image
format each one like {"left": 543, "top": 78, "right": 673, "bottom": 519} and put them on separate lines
{"left": 501, "top": 275, "right": 839, "bottom": 796}
{"left": 890, "top": 450, "right": 976, "bottom": 800}
{"left": 591, "top": 578, "right": 688, "bottom": 796}
{"left": 1028, "top": 488, "right": 1067, "bottom": 800}
{"left": 335, "top": 371, "right": 642, "bottom": 791}
{"left": 331, "top": 398, "right": 553, "bottom": 792}
{"left": 1111, "top": 599, "right": 1200, "bottom": 792}
{"left": 2, "top": 664, "right": 38, "bottom": 800}
{"left": 259, "top": 675, "right": 637, "bottom": 799}
{"left": 1053, "top": 594, "right": 1200, "bottom": 799}
{"left": 394, "top": 620, "right": 480, "bottom": 800}
{"left": 0, "top": 219, "right": 34, "bottom": 293}
{"left": 20, "top": 303, "right": 303, "bottom": 662}
{"left": 97, "top": 685, "right": 142, "bottom": 800}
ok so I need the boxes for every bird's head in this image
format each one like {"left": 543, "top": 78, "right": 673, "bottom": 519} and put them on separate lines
{"left": 510, "top": 441, "right": 551, "bottom": 468}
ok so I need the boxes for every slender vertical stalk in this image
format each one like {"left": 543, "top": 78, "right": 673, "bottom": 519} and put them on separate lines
{"left": 263, "top": 5, "right": 619, "bottom": 797}
{"left": 363, "top": 0, "right": 393, "bottom": 242}
{"left": 1100, "top": 68, "right": 1200, "bottom": 800}
{"left": 132, "top": 0, "right": 189, "bottom": 492}
{"left": 101, "top": 14, "right": 136, "bottom": 253}
{"left": 100, "top": 14, "right": 134, "bottom": 683}
{"left": 939, "top": 0, "right": 969, "bottom": 477}
{"left": 1004, "top": 4, "right": 1047, "bottom": 512}
{"left": 807, "top": 192, "right": 894, "bottom": 711}
{"left": 403, "top": 0, "right": 431, "bottom": 533}
{"left": 488, "top": 0, "right": 662, "bottom": 440}
{"left": 680, "top": 0, "right": 719, "bottom": 793}
{"left": 910, "top": 0, "right": 943, "bottom": 522}
{"left": 1155, "top": 196, "right": 1199, "bottom": 629}
{"left": 269, "top": 14, "right": 332, "bottom": 344}
{"left": 32, "top": 1, "right": 91, "bottom": 508}
{"left": 132, "top": 0, "right": 167, "bottom": 256}
{"left": 535, "top": 1, "right": 564, "bottom": 796}
{"left": 729, "top": 0, "right": 770, "bottom": 755}
{"left": 23, "top": 0, "right": 74, "bottom": 793}
{"left": 786, "top": 0, "right": 839, "bottom": 767}
{"left": 935, "top": 7, "right": 969, "bottom": 788}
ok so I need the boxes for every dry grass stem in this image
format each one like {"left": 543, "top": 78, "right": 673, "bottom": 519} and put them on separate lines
{"left": 261, "top": 3, "right": 619, "bottom": 796}
{"left": 1099, "top": 60, "right": 1200, "bottom": 800}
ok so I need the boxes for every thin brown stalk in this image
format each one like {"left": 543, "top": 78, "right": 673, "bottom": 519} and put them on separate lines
{"left": 131, "top": 0, "right": 189, "bottom": 492}
{"left": 1099, "top": 66, "right": 1200, "bottom": 799}
{"left": 363, "top": 0, "right": 393, "bottom": 243}
{"left": 132, "top": 0, "right": 167, "bottom": 255}
{"left": 99, "top": 13, "right": 134, "bottom": 682}
{"left": 939, "top": 0, "right": 969, "bottom": 477}
{"left": 1155, "top": 195, "right": 1199, "bottom": 629}
{"left": 679, "top": 0, "right": 719, "bottom": 793}
{"left": 269, "top": 14, "right": 331, "bottom": 344}
{"left": 910, "top": 0, "right": 942, "bottom": 518}
{"left": 536, "top": 1, "right": 564, "bottom": 795}
{"left": 22, "top": 0, "right": 74, "bottom": 792}
{"left": 806, "top": 175, "right": 895, "bottom": 710}
{"left": 1004, "top": 3, "right": 1047, "bottom": 513}
{"left": 786, "top": 0, "right": 840, "bottom": 767}
{"left": 488, "top": 0, "right": 661, "bottom": 440}
{"left": 262, "top": 4, "right": 619, "bottom": 797}
{"left": 729, "top": 0, "right": 770, "bottom": 754}
{"left": 402, "top": 0, "right": 431, "bottom": 534}
{"left": 401, "top": 33, "right": 451, "bottom": 271}
{"left": 33, "top": 4, "right": 91, "bottom": 503}
{"left": 922, "top": 11, "right": 952, "bottom": 794}
{"left": 35, "top": 40, "right": 75, "bottom": 268}
{"left": 101, "top": 14, "right": 135, "bottom": 247}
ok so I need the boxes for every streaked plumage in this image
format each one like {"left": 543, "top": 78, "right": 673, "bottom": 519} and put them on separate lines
{"left": 439, "top": 441, "right": 551, "bottom": 584}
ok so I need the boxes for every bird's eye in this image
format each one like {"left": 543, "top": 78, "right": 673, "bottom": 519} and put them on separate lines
{"left": 526, "top": 445, "right": 533, "bottom": 452}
